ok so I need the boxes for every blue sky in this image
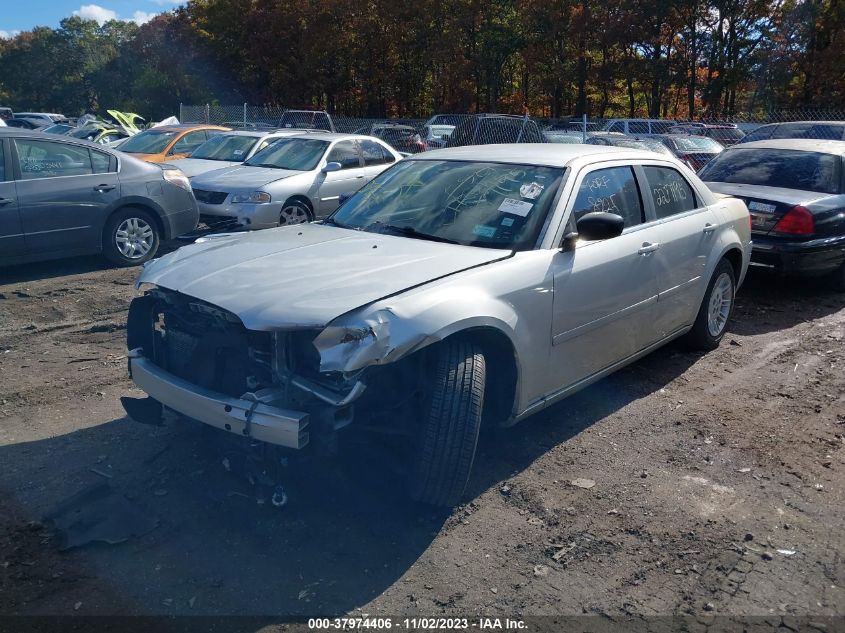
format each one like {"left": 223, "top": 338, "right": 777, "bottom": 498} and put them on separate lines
{"left": 1, "top": 0, "right": 184, "bottom": 37}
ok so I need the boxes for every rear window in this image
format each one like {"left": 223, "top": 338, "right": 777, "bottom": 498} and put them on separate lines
{"left": 707, "top": 128, "right": 745, "bottom": 142}
{"left": 649, "top": 121, "right": 675, "bottom": 134}
{"left": 699, "top": 148, "right": 842, "bottom": 195}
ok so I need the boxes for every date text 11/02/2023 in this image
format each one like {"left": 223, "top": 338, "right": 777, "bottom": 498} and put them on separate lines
{"left": 307, "top": 617, "right": 528, "bottom": 630}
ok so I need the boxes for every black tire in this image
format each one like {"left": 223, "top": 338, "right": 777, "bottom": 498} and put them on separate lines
{"left": 102, "top": 207, "right": 160, "bottom": 266}
{"left": 279, "top": 199, "right": 312, "bottom": 226}
{"left": 408, "top": 339, "right": 485, "bottom": 507}
{"left": 685, "top": 258, "right": 736, "bottom": 350}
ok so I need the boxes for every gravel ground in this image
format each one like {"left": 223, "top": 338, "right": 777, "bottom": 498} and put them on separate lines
{"left": 0, "top": 252, "right": 843, "bottom": 629}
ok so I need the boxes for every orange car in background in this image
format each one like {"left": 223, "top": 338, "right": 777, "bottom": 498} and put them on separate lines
{"left": 118, "top": 124, "right": 230, "bottom": 163}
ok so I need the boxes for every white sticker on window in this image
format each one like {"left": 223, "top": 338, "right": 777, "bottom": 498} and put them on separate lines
{"left": 233, "top": 149, "right": 244, "bottom": 157}
{"left": 519, "top": 182, "right": 544, "bottom": 199}
{"left": 501, "top": 217, "right": 514, "bottom": 227}
{"left": 498, "top": 198, "right": 533, "bottom": 217}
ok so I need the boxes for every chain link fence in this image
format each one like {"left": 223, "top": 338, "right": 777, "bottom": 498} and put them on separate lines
{"left": 178, "top": 104, "right": 845, "bottom": 148}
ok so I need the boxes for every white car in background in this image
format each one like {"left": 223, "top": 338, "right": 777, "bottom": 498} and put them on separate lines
{"left": 167, "top": 130, "right": 305, "bottom": 178}
{"left": 125, "top": 144, "right": 751, "bottom": 507}
{"left": 189, "top": 133, "right": 402, "bottom": 228}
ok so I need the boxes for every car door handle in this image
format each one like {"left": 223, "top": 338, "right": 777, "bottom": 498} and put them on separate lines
{"left": 94, "top": 184, "right": 115, "bottom": 192}
{"left": 355, "top": 175, "right": 365, "bottom": 179}
{"left": 638, "top": 242, "right": 661, "bottom": 254}
{"left": 0, "top": 197, "right": 13, "bottom": 206}
{"left": 703, "top": 223, "right": 717, "bottom": 234}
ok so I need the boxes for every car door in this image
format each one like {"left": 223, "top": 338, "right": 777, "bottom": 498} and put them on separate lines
{"left": 0, "top": 139, "right": 25, "bottom": 257}
{"left": 639, "top": 164, "right": 720, "bottom": 338}
{"left": 360, "top": 139, "right": 396, "bottom": 181}
{"left": 316, "top": 140, "right": 365, "bottom": 215}
{"left": 13, "top": 137, "right": 119, "bottom": 255}
{"left": 548, "top": 164, "right": 662, "bottom": 392}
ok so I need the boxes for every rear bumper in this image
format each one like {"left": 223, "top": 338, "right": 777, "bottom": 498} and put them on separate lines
{"left": 162, "top": 206, "right": 199, "bottom": 239}
{"left": 128, "top": 350, "right": 310, "bottom": 449}
{"left": 751, "top": 234, "right": 845, "bottom": 276}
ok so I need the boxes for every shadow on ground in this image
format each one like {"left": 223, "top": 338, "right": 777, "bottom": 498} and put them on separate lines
{"left": 1, "top": 263, "right": 842, "bottom": 617}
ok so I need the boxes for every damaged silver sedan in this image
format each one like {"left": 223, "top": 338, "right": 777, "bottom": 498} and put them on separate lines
{"left": 122, "top": 144, "right": 751, "bottom": 506}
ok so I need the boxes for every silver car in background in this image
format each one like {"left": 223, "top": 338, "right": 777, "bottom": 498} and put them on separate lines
{"left": 167, "top": 130, "right": 304, "bottom": 178}
{"left": 124, "top": 144, "right": 750, "bottom": 507}
{"left": 189, "top": 133, "right": 403, "bottom": 227}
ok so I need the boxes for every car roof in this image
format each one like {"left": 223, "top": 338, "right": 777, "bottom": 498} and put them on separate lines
{"left": 0, "top": 127, "right": 115, "bottom": 149}
{"left": 727, "top": 139, "right": 845, "bottom": 154}
{"left": 758, "top": 121, "right": 845, "bottom": 127}
{"left": 412, "top": 143, "right": 670, "bottom": 167}
{"left": 146, "top": 124, "right": 230, "bottom": 132}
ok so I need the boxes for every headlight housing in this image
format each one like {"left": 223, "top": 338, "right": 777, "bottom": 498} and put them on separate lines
{"left": 161, "top": 168, "right": 192, "bottom": 192}
{"left": 231, "top": 191, "right": 271, "bottom": 204}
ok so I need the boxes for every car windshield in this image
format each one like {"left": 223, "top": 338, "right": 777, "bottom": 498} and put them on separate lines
{"left": 244, "top": 138, "right": 329, "bottom": 170}
{"left": 69, "top": 125, "right": 104, "bottom": 139}
{"left": 120, "top": 130, "right": 177, "bottom": 154}
{"left": 190, "top": 134, "right": 259, "bottom": 161}
{"left": 545, "top": 133, "right": 583, "bottom": 144}
{"left": 699, "top": 148, "right": 842, "bottom": 194}
{"left": 670, "top": 137, "right": 723, "bottom": 152}
{"left": 612, "top": 138, "right": 673, "bottom": 155}
{"left": 42, "top": 124, "right": 73, "bottom": 134}
{"left": 329, "top": 159, "right": 566, "bottom": 250}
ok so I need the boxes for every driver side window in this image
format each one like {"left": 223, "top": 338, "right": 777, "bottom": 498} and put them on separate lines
{"left": 571, "top": 166, "right": 644, "bottom": 230}
{"left": 326, "top": 141, "right": 361, "bottom": 169}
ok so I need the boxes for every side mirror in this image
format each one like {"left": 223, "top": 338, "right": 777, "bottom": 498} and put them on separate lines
{"left": 338, "top": 193, "right": 351, "bottom": 206}
{"left": 573, "top": 212, "right": 625, "bottom": 242}
{"left": 322, "top": 162, "right": 342, "bottom": 173}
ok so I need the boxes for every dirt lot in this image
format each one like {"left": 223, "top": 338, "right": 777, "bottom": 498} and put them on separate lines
{"left": 0, "top": 251, "right": 843, "bottom": 629}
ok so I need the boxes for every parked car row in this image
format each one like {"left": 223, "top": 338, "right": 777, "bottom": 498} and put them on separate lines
{"left": 2, "top": 117, "right": 844, "bottom": 293}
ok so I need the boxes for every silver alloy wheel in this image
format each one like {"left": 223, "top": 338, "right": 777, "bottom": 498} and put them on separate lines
{"left": 115, "top": 217, "right": 154, "bottom": 259}
{"left": 279, "top": 204, "right": 309, "bottom": 226}
{"left": 707, "top": 272, "right": 733, "bottom": 337}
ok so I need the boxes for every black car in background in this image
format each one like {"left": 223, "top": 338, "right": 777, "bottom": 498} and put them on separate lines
{"left": 0, "top": 129, "right": 199, "bottom": 267}
{"left": 739, "top": 121, "right": 845, "bottom": 143}
{"left": 446, "top": 114, "right": 544, "bottom": 147}
{"left": 355, "top": 122, "right": 427, "bottom": 153}
{"left": 700, "top": 139, "right": 845, "bottom": 289}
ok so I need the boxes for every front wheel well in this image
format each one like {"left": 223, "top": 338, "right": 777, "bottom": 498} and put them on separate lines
{"left": 282, "top": 195, "right": 314, "bottom": 218}
{"left": 446, "top": 328, "right": 518, "bottom": 427}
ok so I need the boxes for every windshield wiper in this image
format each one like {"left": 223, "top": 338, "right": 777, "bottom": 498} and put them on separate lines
{"left": 245, "top": 162, "right": 281, "bottom": 169}
{"left": 321, "top": 218, "right": 355, "bottom": 229}
{"left": 364, "top": 222, "right": 460, "bottom": 244}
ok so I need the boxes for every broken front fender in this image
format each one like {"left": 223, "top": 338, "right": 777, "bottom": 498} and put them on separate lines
{"left": 311, "top": 286, "right": 521, "bottom": 374}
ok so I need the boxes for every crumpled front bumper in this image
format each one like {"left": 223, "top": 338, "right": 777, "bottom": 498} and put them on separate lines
{"left": 128, "top": 350, "right": 310, "bottom": 449}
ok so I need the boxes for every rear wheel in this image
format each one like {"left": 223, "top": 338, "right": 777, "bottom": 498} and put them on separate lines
{"left": 685, "top": 259, "right": 736, "bottom": 350}
{"left": 279, "top": 199, "right": 312, "bottom": 226}
{"left": 408, "top": 339, "right": 485, "bottom": 507}
{"left": 103, "top": 207, "right": 160, "bottom": 266}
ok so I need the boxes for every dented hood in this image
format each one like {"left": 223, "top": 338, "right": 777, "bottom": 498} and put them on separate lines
{"left": 138, "top": 223, "right": 511, "bottom": 330}
{"left": 190, "top": 165, "right": 303, "bottom": 191}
